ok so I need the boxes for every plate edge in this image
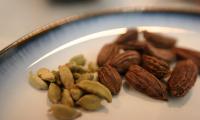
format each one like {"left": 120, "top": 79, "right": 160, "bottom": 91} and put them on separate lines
{"left": 1, "top": 6, "right": 200, "bottom": 56}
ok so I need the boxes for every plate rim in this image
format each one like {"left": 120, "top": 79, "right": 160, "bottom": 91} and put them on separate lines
{"left": 1, "top": 6, "right": 200, "bottom": 56}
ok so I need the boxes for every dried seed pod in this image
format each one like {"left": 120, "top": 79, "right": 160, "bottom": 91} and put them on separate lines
{"left": 125, "top": 65, "right": 168, "bottom": 101}
{"left": 168, "top": 60, "right": 198, "bottom": 97}
{"left": 119, "top": 41, "right": 148, "bottom": 52}
{"left": 173, "top": 47, "right": 200, "bottom": 70}
{"left": 78, "top": 73, "right": 94, "bottom": 80}
{"left": 59, "top": 65, "right": 74, "bottom": 89}
{"left": 91, "top": 72, "right": 98, "bottom": 81}
{"left": 70, "top": 54, "right": 86, "bottom": 66}
{"left": 142, "top": 55, "right": 170, "bottom": 79}
{"left": 70, "top": 65, "right": 87, "bottom": 74}
{"left": 50, "top": 104, "right": 81, "bottom": 120}
{"left": 88, "top": 62, "right": 99, "bottom": 72}
{"left": 37, "top": 68, "right": 55, "bottom": 82}
{"left": 143, "top": 31, "right": 176, "bottom": 49}
{"left": 97, "top": 43, "right": 120, "bottom": 67}
{"left": 70, "top": 87, "right": 83, "bottom": 101}
{"left": 146, "top": 43, "right": 175, "bottom": 63}
{"left": 61, "top": 89, "right": 74, "bottom": 107}
{"left": 98, "top": 65, "right": 122, "bottom": 95}
{"left": 110, "top": 51, "right": 141, "bottom": 73}
{"left": 48, "top": 83, "right": 61, "bottom": 104}
{"left": 66, "top": 62, "right": 87, "bottom": 74}
{"left": 114, "top": 29, "right": 138, "bottom": 44}
{"left": 77, "top": 94, "right": 102, "bottom": 111}
{"left": 76, "top": 73, "right": 98, "bottom": 83}
{"left": 73, "top": 73, "right": 81, "bottom": 80}
{"left": 52, "top": 70, "right": 62, "bottom": 85}
{"left": 29, "top": 72, "right": 48, "bottom": 90}
{"left": 77, "top": 80, "right": 112, "bottom": 103}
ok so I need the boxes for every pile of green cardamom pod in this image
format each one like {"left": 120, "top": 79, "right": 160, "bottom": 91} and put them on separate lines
{"left": 29, "top": 55, "right": 112, "bottom": 120}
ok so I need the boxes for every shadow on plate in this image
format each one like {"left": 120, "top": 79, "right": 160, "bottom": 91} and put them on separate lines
{"left": 123, "top": 82, "right": 166, "bottom": 104}
{"left": 108, "top": 93, "right": 122, "bottom": 108}
{"left": 167, "top": 90, "right": 192, "bottom": 108}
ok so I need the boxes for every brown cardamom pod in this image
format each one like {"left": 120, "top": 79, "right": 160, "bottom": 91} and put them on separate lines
{"left": 98, "top": 65, "right": 122, "bottom": 95}
{"left": 146, "top": 43, "right": 175, "bottom": 63}
{"left": 110, "top": 51, "right": 141, "bottom": 73}
{"left": 119, "top": 41, "right": 148, "bottom": 53}
{"left": 142, "top": 55, "right": 170, "bottom": 79}
{"left": 125, "top": 65, "right": 168, "bottom": 101}
{"left": 173, "top": 47, "right": 200, "bottom": 71}
{"left": 97, "top": 43, "right": 120, "bottom": 67}
{"left": 168, "top": 59, "right": 198, "bottom": 97}
{"left": 114, "top": 29, "right": 138, "bottom": 44}
{"left": 143, "top": 31, "right": 176, "bottom": 49}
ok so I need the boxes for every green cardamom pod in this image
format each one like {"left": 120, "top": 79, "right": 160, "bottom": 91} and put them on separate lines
{"left": 29, "top": 71, "right": 48, "bottom": 90}
{"left": 77, "top": 94, "right": 102, "bottom": 111}
{"left": 76, "top": 73, "right": 94, "bottom": 83}
{"left": 70, "top": 87, "right": 83, "bottom": 101}
{"left": 77, "top": 80, "right": 112, "bottom": 103}
{"left": 70, "top": 54, "right": 86, "bottom": 66}
{"left": 91, "top": 72, "right": 98, "bottom": 81}
{"left": 73, "top": 73, "right": 81, "bottom": 80}
{"left": 37, "top": 68, "right": 55, "bottom": 82}
{"left": 52, "top": 70, "right": 62, "bottom": 85}
{"left": 59, "top": 65, "right": 74, "bottom": 89}
{"left": 76, "top": 73, "right": 98, "bottom": 83}
{"left": 88, "top": 62, "right": 99, "bottom": 72}
{"left": 50, "top": 104, "right": 81, "bottom": 120}
{"left": 48, "top": 83, "right": 61, "bottom": 104}
{"left": 61, "top": 89, "right": 74, "bottom": 107}
{"left": 66, "top": 62, "right": 87, "bottom": 74}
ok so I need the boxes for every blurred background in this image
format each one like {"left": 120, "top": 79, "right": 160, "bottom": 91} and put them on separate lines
{"left": 0, "top": 0, "right": 199, "bottom": 50}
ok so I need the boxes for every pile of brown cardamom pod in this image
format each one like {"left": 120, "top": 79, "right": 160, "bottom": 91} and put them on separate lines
{"left": 97, "top": 29, "right": 199, "bottom": 101}
{"left": 29, "top": 28, "right": 200, "bottom": 120}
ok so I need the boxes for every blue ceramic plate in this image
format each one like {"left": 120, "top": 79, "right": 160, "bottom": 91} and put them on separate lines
{"left": 1, "top": 8, "right": 200, "bottom": 120}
